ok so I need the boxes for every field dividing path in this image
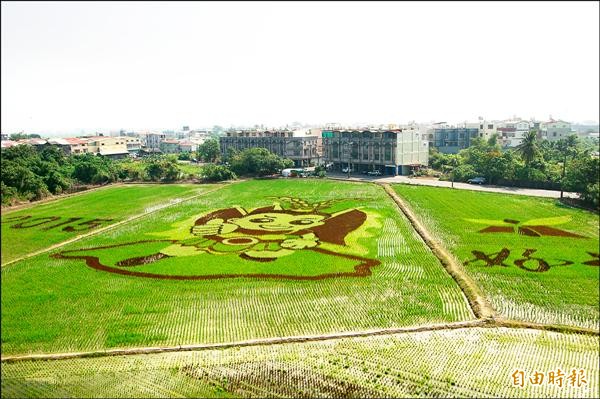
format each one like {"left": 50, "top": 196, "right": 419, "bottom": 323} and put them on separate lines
{"left": 381, "top": 183, "right": 496, "bottom": 319}
{"left": 1, "top": 184, "right": 231, "bottom": 268}
{"left": 1, "top": 319, "right": 490, "bottom": 363}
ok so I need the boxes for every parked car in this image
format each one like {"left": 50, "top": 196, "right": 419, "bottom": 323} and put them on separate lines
{"left": 341, "top": 167, "right": 353, "bottom": 173}
{"left": 467, "top": 177, "right": 486, "bottom": 185}
{"left": 367, "top": 170, "right": 383, "bottom": 176}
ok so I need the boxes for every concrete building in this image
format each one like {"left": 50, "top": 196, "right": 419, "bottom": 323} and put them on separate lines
{"left": 139, "top": 132, "right": 167, "bottom": 150}
{"left": 427, "top": 123, "right": 479, "bottom": 153}
{"left": 47, "top": 138, "right": 90, "bottom": 155}
{"left": 85, "top": 136, "right": 129, "bottom": 159}
{"left": 159, "top": 139, "right": 181, "bottom": 154}
{"left": 540, "top": 119, "right": 572, "bottom": 141}
{"left": 220, "top": 128, "right": 322, "bottom": 167}
{"left": 466, "top": 120, "right": 498, "bottom": 140}
{"left": 118, "top": 136, "right": 141, "bottom": 155}
{"left": 321, "top": 126, "right": 428, "bottom": 175}
{"left": 497, "top": 120, "right": 531, "bottom": 147}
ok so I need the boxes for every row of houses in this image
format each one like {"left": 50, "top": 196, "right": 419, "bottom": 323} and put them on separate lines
{"left": 218, "top": 118, "right": 579, "bottom": 175}
{"left": 1, "top": 134, "right": 208, "bottom": 158}
{"left": 0, "top": 136, "right": 140, "bottom": 159}
{"left": 429, "top": 118, "right": 574, "bottom": 153}
{"left": 219, "top": 125, "right": 428, "bottom": 175}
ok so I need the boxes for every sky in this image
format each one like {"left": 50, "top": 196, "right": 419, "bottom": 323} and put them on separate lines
{"left": 1, "top": 1, "right": 599, "bottom": 135}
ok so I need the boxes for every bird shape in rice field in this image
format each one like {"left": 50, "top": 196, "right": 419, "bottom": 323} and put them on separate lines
{"left": 464, "top": 216, "right": 585, "bottom": 238}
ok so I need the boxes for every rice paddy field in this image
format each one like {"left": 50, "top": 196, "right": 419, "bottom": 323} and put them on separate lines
{"left": 2, "top": 179, "right": 598, "bottom": 398}
{"left": 2, "top": 327, "right": 598, "bottom": 398}
{"left": 1, "top": 179, "right": 473, "bottom": 356}
{"left": 1, "top": 184, "right": 216, "bottom": 264}
{"left": 392, "top": 184, "right": 600, "bottom": 330}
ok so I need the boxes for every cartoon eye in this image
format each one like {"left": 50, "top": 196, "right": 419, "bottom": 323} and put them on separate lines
{"left": 250, "top": 218, "right": 274, "bottom": 223}
{"left": 290, "top": 219, "right": 315, "bottom": 225}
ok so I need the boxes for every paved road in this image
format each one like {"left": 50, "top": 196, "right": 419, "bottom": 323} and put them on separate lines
{"left": 326, "top": 173, "right": 578, "bottom": 199}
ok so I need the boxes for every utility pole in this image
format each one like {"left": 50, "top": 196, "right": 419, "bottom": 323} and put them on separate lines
{"left": 560, "top": 153, "right": 566, "bottom": 199}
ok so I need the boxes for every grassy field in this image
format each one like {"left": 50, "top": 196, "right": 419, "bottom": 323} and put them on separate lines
{"left": 1, "top": 179, "right": 473, "bottom": 355}
{"left": 2, "top": 327, "right": 597, "bottom": 398}
{"left": 0, "top": 184, "right": 216, "bottom": 264}
{"left": 392, "top": 184, "right": 600, "bottom": 329}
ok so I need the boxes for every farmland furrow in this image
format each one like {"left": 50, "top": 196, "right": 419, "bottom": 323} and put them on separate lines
{"left": 1, "top": 319, "right": 489, "bottom": 363}
{"left": 1, "top": 184, "right": 230, "bottom": 268}
{"left": 379, "top": 183, "right": 496, "bottom": 319}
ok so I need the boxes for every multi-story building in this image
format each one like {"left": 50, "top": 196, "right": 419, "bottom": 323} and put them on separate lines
{"left": 466, "top": 120, "right": 498, "bottom": 140}
{"left": 159, "top": 139, "right": 181, "bottom": 154}
{"left": 321, "top": 126, "right": 428, "bottom": 175}
{"left": 85, "top": 136, "right": 129, "bottom": 159}
{"left": 497, "top": 120, "right": 531, "bottom": 147}
{"left": 540, "top": 119, "right": 572, "bottom": 141}
{"left": 118, "top": 136, "right": 141, "bottom": 155}
{"left": 47, "top": 138, "right": 90, "bottom": 155}
{"left": 220, "top": 128, "right": 322, "bottom": 167}
{"left": 139, "top": 132, "right": 167, "bottom": 150}
{"left": 427, "top": 123, "right": 479, "bottom": 153}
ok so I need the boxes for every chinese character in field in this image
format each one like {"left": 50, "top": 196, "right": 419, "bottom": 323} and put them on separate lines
{"left": 512, "top": 370, "right": 526, "bottom": 387}
{"left": 567, "top": 369, "right": 587, "bottom": 387}
{"left": 548, "top": 369, "right": 565, "bottom": 387}
{"left": 529, "top": 371, "right": 544, "bottom": 385}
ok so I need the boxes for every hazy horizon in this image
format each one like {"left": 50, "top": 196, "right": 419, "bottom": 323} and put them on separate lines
{"left": 2, "top": 1, "right": 599, "bottom": 134}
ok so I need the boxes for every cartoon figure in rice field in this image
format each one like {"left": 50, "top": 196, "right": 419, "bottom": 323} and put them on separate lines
{"left": 52, "top": 197, "right": 381, "bottom": 280}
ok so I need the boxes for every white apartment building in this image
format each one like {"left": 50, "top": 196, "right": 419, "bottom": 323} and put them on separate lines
{"left": 496, "top": 120, "right": 531, "bottom": 147}
{"left": 540, "top": 120, "right": 572, "bottom": 141}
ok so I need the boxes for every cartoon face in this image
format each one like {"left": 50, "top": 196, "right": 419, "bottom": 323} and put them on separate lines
{"left": 228, "top": 213, "right": 326, "bottom": 232}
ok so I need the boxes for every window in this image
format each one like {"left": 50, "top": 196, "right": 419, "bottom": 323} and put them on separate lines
{"left": 488, "top": 124, "right": 493, "bottom": 129}
{"left": 384, "top": 144, "right": 391, "bottom": 161}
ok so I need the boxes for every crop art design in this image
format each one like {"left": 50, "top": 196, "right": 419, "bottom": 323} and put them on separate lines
{"left": 464, "top": 216, "right": 585, "bottom": 238}
{"left": 52, "top": 197, "right": 381, "bottom": 280}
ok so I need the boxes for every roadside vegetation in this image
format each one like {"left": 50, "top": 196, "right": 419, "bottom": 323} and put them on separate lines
{"left": 428, "top": 133, "right": 599, "bottom": 208}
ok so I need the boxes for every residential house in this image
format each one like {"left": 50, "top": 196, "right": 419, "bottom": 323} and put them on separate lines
{"left": 85, "top": 136, "right": 130, "bottom": 159}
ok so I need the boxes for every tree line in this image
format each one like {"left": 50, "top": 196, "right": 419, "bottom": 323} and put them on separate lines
{"left": 428, "top": 132, "right": 599, "bottom": 207}
{"left": 0, "top": 139, "right": 295, "bottom": 205}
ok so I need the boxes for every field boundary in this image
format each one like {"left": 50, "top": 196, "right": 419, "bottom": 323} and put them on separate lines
{"left": 380, "top": 183, "right": 496, "bottom": 319}
{"left": 0, "top": 320, "right": 491, "bottom": 363}
{"left": 1, "top": 183, "right": 230, "bottom": 268}
{"left": 2, "top": 318, "right": 597, "bottom": 363}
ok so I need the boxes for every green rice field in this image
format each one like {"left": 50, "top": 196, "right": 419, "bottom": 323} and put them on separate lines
{"left": 1, "top": 179, "right": 473, "bottom": 356}
{"left": 1, "top": 184, "right": 217, "bottom": 264}
{"left": 392, "top": 184, "right": 600, "bottom": 330}
{"left": 2, "top": 179, "right": 598, "bottom": 398}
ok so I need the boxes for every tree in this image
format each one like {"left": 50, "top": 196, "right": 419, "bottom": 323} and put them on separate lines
{"left": 563, "top": 155, "right": 599, "bottom": 207}
{"left": 230, "top": 148, "right": 290, "bottom": 176}
{"left": 200, "top": 164, "right": 237, "bottom": 182}
{"left": 197, "top": 139, "right": 220, "bottom": 163}
{"left": 514, "top": 130, "right": 540, "bottom": 165}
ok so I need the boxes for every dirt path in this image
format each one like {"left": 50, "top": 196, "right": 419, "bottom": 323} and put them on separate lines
{"left": 2, "top": 317, "right": 597, "bottom": 363}
{"left": 1, "top": 184, "right": 229, "bottom": 268}
{"left": 380, "top": 183, "right": 496, "bottom": 319}
{"left": 0, "top": 320, "right": 490, "bottom": 363}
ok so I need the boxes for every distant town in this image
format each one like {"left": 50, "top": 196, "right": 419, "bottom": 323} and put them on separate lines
{"left": 2, "top": 117, "right": 598, "bottom": 176}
